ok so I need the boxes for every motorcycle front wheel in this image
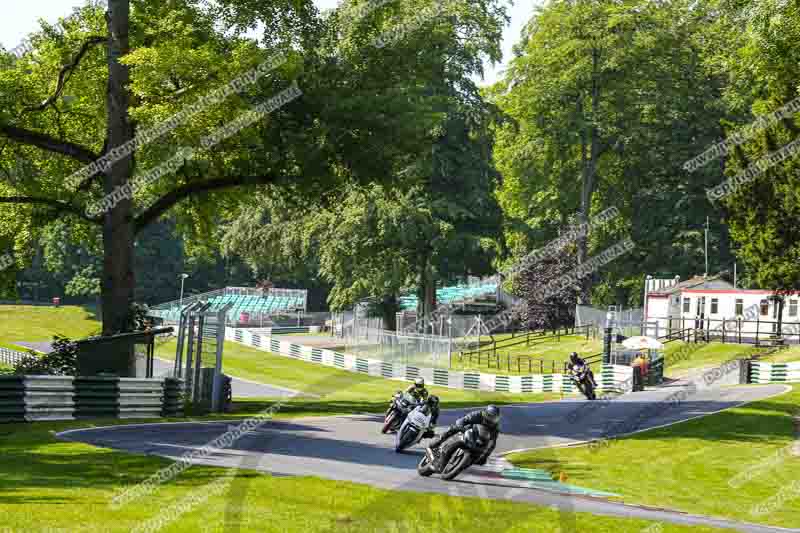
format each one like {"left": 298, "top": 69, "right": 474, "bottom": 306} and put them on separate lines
{"left": 417, "top": 454, "right": 435, "bottom": 477}
{"left": 396, "top": 426, "right": 418, "bottom": 452}
{"left": 441, "top": 447, "right": 473, "bottom": 481}
{"left": 382, "top": 412, "right": 397, "bottom": 434}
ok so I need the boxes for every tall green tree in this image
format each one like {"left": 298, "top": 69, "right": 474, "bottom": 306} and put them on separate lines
{"left": 0, "top": 0, "right": 503, "bottom": 334}
{"left": 491, "top": 0, "right": 737, "bottom": 307}
{"left": 222, "top": 0, "right": 509, "bottom": 328}
{"left": 705, "top": 0, "right": 800, "bottom": 294}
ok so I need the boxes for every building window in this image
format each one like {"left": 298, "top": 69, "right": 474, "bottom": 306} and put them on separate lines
{"left": 735, "top": 299, "right": 743, "bottom": 316}
{"left": 711, "top": 298, "right": 719, "bottom": 314}
{"left": 760, "top": 299, "right": 769, "bottom": 316}
{"left": 683, "top": 298, "right": 690, "bottom": 313}
{"left": 790, "top": 300, "right": 798, "bottom": 317}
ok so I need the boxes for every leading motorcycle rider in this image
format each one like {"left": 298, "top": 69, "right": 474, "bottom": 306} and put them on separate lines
{"left": 568, "top": 352, "right": 597, "bottom": 386}
{"left": 426, "top": 405, "right": 501, "bottom": 468}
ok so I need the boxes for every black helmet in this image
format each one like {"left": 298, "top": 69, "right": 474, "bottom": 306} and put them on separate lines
{"left": 570, "top": 352, "right": 580, "bottom": 363}
{"left": 483, "top": 405, "right": 500, "bottom": 426}
{"left": 428, "top": 395, "right": 440, "bottom": 407}
{"left": 414, "top": 377, "right": 425, "bottom": 388}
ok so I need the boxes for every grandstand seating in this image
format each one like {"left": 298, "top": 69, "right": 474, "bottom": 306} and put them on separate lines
{"left": 398, "top": 281, "right": 498, "bottom": 311}
{"left": 149, "top": 288, "right": 306, "bottom": 323}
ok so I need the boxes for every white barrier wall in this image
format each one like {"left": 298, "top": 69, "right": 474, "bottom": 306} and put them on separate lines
{"left": 600, "top": 364, "right": 634, "bottom": 393}
{"left": 226, "top": 327, "right": 632, "bottom": 394}
{"left": 750, "top": 362, "right": 800, "bottom": 383}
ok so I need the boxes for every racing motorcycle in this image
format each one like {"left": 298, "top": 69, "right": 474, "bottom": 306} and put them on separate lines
{"left": 417, "top": 424, "right": 492, "bottom": 481}
{"left": 394, "top": 401, "right": 433, "bottom": 453}
{"left": 382, "top": 391, "right": 420, "bottom": 434}
{"left": 570, "top": 363, "right": 597, "bottom": 400}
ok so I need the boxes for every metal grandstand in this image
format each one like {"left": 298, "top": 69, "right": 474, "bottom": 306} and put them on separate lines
{"left": 397, "top": 277, "right": 502, "bottom": 312}
{"left": 149, "top": 286, "right": 308, "bottom": 326}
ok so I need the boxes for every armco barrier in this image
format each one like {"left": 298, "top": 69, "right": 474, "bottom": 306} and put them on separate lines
{"left": 0, "top": 375, "right": 75, "bottom": 422}
{"left": 163, "top": 378, "right": 184, "bottom": 417}
{"left": 750, "top": 361, "right": 800, "bottom": 383}
{"left": 227, "top": 327, "right": 633, "bottom": 394}
{"left": 0, "top": 376, "right": 183, "bottom": 422}
{"left": 75, "top": 377, "right": 165, "bottom": 419}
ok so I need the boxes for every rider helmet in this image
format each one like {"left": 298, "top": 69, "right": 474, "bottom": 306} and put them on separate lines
{"left": 570, "top": 352, "right": 580, "bottom": 364}
{"left": 414, "top": 377, "right": 425, "bottom": 388}
{"left": 428, "top": 395, "right": 439, "bottom": 407}
{"left": 482, "top": 405, "right": 501, "bottom": 427}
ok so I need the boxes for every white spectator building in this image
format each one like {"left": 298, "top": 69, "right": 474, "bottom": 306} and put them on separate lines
{"left": 643, "top": 274, "right": 800, "bottom": 342}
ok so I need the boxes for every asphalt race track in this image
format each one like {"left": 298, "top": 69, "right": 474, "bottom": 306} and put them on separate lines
{"left": 58, "top": 383, "right": 796, "bottom": 533}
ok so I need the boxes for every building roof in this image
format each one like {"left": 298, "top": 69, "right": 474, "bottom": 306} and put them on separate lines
{"left": 649, "top": 274, "right": 734, "bottom": 295}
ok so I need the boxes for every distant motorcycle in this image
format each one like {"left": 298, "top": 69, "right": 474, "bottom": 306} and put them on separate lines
{"left": 382, "top": 391, "right": 420, "bottom": 434}
{"left": 570, "top": 363, "right": 597, "bottom": 400}
{"left": 417, "top": 424, "right": 493, "bottom": 481}
{"left": 394, "top": 401, "right": 433, "bottom": 452}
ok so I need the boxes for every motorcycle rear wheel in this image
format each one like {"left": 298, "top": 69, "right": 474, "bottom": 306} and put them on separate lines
{"left": 441, "top": 448, "right": 473, "bottom": 481}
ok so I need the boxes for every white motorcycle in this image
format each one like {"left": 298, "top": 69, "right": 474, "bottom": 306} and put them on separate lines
{"left": 395, "top": 402, "right": 433, "bottom": 453}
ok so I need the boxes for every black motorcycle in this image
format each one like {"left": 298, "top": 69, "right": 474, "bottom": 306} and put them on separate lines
{"left": 417, "top": 424, "right": 492, "bottom": 481}
{"left": 570, "top": 363, "right": 597, "bottom": 400}
{"left": 382, "top": 391, "right": 420, "bottom": 434}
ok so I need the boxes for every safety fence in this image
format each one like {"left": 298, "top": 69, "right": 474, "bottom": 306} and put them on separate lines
{"left": 600, "top": 365, "right": 635, "bottom": 393}
{"left": 750, "top": 361, "right": 800, "bottom": 383}
{"left": 457, "top": 324, "right": 595, "bottom": 372}
{"left": 330, "top": 326, "right": 453, "bottom": 369}
{"left": 0, "top": 375, "right": 183, "bottom": 423}
{"left": 226, "top": 327, "right": 633, "bottom": 394}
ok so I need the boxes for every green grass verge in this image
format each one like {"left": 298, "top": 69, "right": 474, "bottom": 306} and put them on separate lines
{"left": 508, "top": 385, "right": 800, "bottom": 529}
{"left": 155, "top": 339, "right": 563, "bottom": 407}
{"left": 449, "top": 334, "right": 603, "bottom": 375}
{"left": 0, "top": 304, "right": 101, "bottom": 347}
{"left": 662, "top": 341, "right": 759, "bottom": 377}
{"left": 761, "top": 344, "right": 800, "bottom": 363}
{"left": 0, "top": 417, "right": 727, "bottom": 533}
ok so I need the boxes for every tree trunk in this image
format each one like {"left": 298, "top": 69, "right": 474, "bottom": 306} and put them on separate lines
{"left": 101, "top": 0, "right": 135, "bottom": 335}
{"left": 382, "top": 294, "right": 398, "bottom": 332}
{"left": 415, "top": 257, "right": 436, "bottom": 333}
{"left": 424, "top": 265, "right": 436, "bottom": 319}
{"left": 576, "top": 46, "right": 601, "bottom": 306}
{"left": 416, "top": 259, "right": 426, "bottom": 332}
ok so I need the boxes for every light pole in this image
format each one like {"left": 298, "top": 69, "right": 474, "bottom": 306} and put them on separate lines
{"left": 179, "top": 273, "right": 189, "bottom": 309}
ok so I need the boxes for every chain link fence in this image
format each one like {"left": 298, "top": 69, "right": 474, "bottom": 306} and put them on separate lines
{"left": 333, "top": 327, "right": 454, "bottom": 369}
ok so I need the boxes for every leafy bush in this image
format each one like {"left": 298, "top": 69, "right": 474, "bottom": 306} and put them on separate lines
{"left": 128, "top": 302, "right": 152, "bottom": 332}
{"left": 13, "top": 335, "right": 78, "bottom": 375}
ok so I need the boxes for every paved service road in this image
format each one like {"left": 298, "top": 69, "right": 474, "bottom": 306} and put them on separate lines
{"left": 151, "top": 358, "right": 309, "bottom": 399}
{"left": 57, "top": 383, "right": 795, "bottom": 532}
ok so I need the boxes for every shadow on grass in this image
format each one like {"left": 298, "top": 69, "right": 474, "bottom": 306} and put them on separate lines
{"left": 0, "top": 421, "right": 257, "bottom": 505}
